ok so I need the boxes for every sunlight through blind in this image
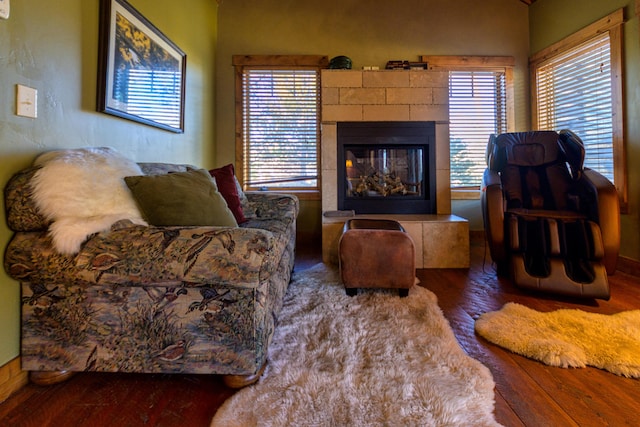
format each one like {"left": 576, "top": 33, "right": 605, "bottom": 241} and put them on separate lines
{"left": 449, "top": 71, "right": 507, "bottom": 188}
{"left": 535, "top": 32, "right": 613, "bottom": 182}
{"left": 242, "top": 69, "right": 319, "bottom": 190}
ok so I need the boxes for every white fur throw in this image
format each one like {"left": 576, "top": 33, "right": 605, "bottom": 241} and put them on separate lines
{"left": 30, "top": 147, "right": 147, "bottom": 254}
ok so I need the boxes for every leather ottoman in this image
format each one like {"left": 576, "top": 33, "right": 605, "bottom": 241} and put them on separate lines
{"left": 339, "top": 218, "right": 416, "bottom": 297}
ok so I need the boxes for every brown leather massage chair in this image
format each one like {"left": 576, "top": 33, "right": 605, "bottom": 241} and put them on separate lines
{"left": 481, "top": 130, "right": 620, "bottom": 299}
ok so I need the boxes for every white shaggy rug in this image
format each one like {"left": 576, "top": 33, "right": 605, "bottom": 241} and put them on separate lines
{"left": 211, "top": 263, "right": 501, "bottom": 427}
{"left": 475, "top": 302, "right": 640, "bottom": 378}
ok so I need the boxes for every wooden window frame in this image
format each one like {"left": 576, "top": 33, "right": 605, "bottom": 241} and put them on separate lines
{"left": 421, "top": 55, "right": 515, "bottom": 199}
{"left": 529, "top": 9, "right": 627, "bottom": 211}
{"left": 233, "top": 55, "right": 328, "bottom": 200}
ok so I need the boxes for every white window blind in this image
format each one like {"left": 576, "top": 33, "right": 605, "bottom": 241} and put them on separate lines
{"left": 242, "top": 69, "right": 319, "bottom": 190}
{"left": 449, "top": 71, "right": 507, "bottom": 188}
{"left": 535, "top": 32, "right": 613, "bottom": 182}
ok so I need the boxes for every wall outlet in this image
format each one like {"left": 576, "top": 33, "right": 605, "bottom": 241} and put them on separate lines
{"left": 0, "top": 0, "right": 10, "bottom": 20}
{"left": 16, "top": 84, "right": 37, "bottom": 119}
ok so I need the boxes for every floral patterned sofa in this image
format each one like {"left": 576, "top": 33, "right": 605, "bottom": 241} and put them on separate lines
{"left": 4, "top": 161, "right": 298, "bottom": 388}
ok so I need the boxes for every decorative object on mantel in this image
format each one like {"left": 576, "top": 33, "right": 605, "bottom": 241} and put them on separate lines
{"left": 385, "top": 60, "right": 428, "bottom": 70}
{"left": 329, "top": 55, "right": 352, "bottom": 69}
{"left": 211, "top": 263, "right": 501, "bottom": 427}
{"left": 475, "top": 302, "right": 640, "bottom": 378}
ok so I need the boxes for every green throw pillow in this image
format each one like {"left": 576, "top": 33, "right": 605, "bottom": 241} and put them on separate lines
{"left": 125, "top": 168, "right": 238, "bottom": 227}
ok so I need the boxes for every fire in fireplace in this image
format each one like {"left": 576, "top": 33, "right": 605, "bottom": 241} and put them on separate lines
{"left": 337, "top": 121, "right": 436, "bottom": 214}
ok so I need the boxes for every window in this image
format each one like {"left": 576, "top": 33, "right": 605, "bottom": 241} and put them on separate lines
{"left": 233, "top": 55, "right": 328, "bottom": 198}
{"left": 536, "top": 34, "right": 613, "bottom": 178}
{"left": 530, "top": 9, "right": 626, "bottom": 209}
{"left": 448, "top": 70, "right": 508, "bottom": 188}
{"left": 422, "top": 56, "right": 515, "bottom": 193}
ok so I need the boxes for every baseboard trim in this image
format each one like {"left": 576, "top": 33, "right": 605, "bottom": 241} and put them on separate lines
{"left": 0, "top": 357, "right": 28, "bottom": 403}
{"left": 616, "top": 256, "right": 640, "bottom": 277}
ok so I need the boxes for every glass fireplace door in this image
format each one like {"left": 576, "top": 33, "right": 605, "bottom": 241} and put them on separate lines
{"left": 344, "top": 147, "right": 424, "bottom": 199}
{"left": 337, "top": 121, "right": 436, "bottom": 215}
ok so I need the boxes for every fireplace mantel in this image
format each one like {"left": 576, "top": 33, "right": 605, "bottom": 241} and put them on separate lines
{"left": 320, "top": 70, "right": 470, "bottom": 269}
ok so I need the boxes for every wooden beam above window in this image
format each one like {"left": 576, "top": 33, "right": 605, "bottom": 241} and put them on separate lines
{"left": 421, "top": 55, "right": 515, "bottom": 69}
{"left": 232, "top": 55, "right": 329, "bottom": 67}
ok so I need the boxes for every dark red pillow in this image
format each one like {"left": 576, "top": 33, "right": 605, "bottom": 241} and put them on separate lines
{"left": 209, "top": 164, "right": 247, "bottom": 224}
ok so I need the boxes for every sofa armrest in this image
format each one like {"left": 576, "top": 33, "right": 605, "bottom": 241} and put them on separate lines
{"left": 245, "top": 192, "right": 299, "bottom": 221}
{"left": 82, "top": 223, "right": 287, "bottom": 287}
{"left": 5, "top": 222, "right": 283, "bottom": 289}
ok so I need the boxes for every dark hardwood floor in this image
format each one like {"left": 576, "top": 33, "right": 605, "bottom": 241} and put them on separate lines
{"left": 1, "top": 238, "right": 639, "bottom": 426}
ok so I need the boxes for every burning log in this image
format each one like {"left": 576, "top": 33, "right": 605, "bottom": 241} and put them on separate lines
{"left": 352, "top": 172, "right": 419, "bottom": 197}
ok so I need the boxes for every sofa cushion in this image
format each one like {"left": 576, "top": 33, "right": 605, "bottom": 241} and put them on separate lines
{"left": 125, "top": 168, "right": 238, "bottom": 227}
{"left": 209, "top": 164, "right": 248, "bottom": 224}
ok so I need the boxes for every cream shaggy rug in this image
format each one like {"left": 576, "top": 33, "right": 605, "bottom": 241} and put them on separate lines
{"left": 475, "top": 302, "right": 640, "bottom": 378}
{"left": 211, "top": 263, "right": 501, "bottom": 427}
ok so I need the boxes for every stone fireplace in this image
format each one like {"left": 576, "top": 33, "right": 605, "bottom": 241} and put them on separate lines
{"left": 321, "top": 69, "right": 451, "bottom": 214}
{"left": 321, "top": 69, "right": 469, "bottom": 268}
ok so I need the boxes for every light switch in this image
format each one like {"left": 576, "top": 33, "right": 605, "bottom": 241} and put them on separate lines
{"left": 16, "top": 84, "right": 37, "bottom": 118}
{"left": 0, "top": 0, "right": 9, "bottom": 20}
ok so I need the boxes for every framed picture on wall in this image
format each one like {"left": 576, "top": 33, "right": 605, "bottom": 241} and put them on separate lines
{"left": 97, "top": 0, "right": 186, "bottom": 133}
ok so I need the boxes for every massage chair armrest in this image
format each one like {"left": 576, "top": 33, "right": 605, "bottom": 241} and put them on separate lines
{"left": 481, "top": 169, "right": 506, "bottom": 266}
{"left": 580, "top": 168, "right": 620, "bottom": 274}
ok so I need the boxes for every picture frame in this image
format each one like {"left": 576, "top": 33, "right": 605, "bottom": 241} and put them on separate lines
{"left": 97, "top": 0, "right": 186, "bottom": 133}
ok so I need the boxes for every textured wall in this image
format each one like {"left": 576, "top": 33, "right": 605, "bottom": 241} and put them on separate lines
{"left": 215, "top": 0, "right": 531, "bottom": 238}
{"left": 0, "top": 0, "right": 218, "bottom": 366}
